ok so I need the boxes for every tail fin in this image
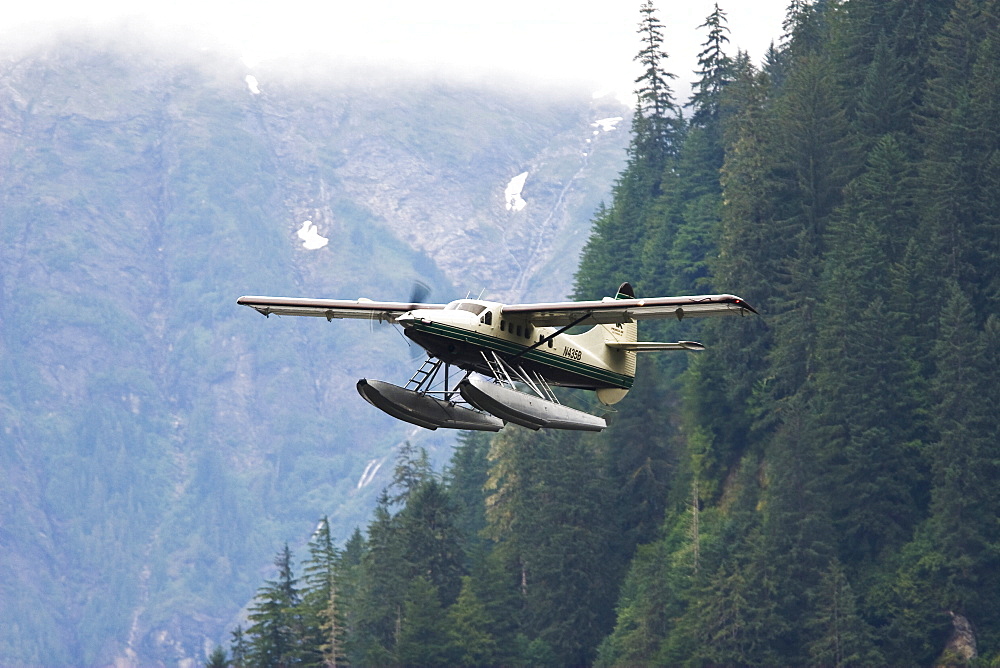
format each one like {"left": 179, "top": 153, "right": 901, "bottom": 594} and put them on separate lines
{"left": 596, "top": 282, "right": 637, "bottom": 405}
{"left": 603, "top": 282, "right": 638, "bottom": 348}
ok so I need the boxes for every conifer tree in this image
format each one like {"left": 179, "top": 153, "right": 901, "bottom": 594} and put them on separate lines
{"left": 633, "top": 0, "right": 680, "bottom": 169}
{"left": 839, "top": 0, "right": 952, "bottom": 133}
{"left": 486, "top": 428, "right": 618, "bottom": 665}
{"left": 917, "top": 0, "right": 998, "bottom": 321}
{"left": 757, "top": 399, "right": 836, "bottom": 662}
{"left": 575, "top": 0, "right": 681, "bottom": 299}
{"left": 444, "top": 430, "right": 492, "bottom": 560}
{"left": 781, "top": 0, "right": 827, "bottom": 57}
{"left": 702, "top": 54, "right": 777, "bottom": 446}
{"left": 765, "top": 52, "right": 854, "bottom": 402}
{"left": 595, "top": 540, "right": 674, "bottom": 665}
{"left": 810, "top": 135, "right": 927, "bottom": 564}
{"left": 387, "top": 441, "right": 433, "bottom": 507}
{"left": 691, "top": 560, "right": 765, "bottom": 665}
{"left": 688, "top": 3, "right": 733, "bottom": 129}
{"left": 229, "top": 626, "right": 248, "bottom": 668}
{"left": 396, "top": 576, "right": 453, "bottom": 667}
{"left": 599, "top": 359, "right": 679, "bottom": 550}
{"left": 298, "top": 517, "right": 347, "bottom": 667}
{"left": 445, "top": 576, "right": 500, "bottom": 666}
{"left": 642, "top": 4, "right": 733, "bottom": 300}
{"left": 205, "top": 645, "right": 229, "bottom": 668}
{"left": 804, "top": 560, "right": 883, "bottom": 666}
{"left": 968, "top": 0, "right": 1000, "bottom": 314}
{"left": 924, "top": 283, "right": 1000, "bottom": 641}
{"left": 852, "top": 35, "right": 915, "bottom": 141}
{"left": 348, "top": 492, "right": 405, "bottom": 665}
{"left": 396, "top": 478, "right": 467, "bottom": 606}
{"left": 245, "top": 544, "right": 301, "bottom": 667}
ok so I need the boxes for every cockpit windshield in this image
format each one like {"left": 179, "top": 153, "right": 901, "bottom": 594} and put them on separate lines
{"left": 444, "top": 300, "right": 487, "bottom": 316}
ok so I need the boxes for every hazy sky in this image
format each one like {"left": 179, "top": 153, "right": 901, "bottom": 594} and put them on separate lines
{"left": 3, "top": 0, "right": 790, "bottom": 102}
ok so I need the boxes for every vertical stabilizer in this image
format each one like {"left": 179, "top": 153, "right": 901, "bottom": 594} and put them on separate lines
{"left": 596, "top": 282, "right": 637, "bottom": 405}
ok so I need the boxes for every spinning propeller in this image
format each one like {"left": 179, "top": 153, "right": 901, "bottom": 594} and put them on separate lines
{"left": 407, "top": 280, "right": 431, "bottom": 311}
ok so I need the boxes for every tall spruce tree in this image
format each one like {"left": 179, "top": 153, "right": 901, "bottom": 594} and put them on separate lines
{"left": 642, "top": 3, "right": 733, "bottom": 300}
{"left": 633, "top": 0, "right": 681, "bottom": 170}
{"left": 924, "top": 283, "right": 1000, "bottom": 645}
{"left": 245, "top": 544, "right": 301, "bottom": 667}
{"left": 917, "top": 0, "right": 998, "bottom": 322}
{"left": 688, "top": 3, "right": 733, "bottom": 129}
{"left": 297, "top": 517, "right": 347, "bottom": 667}
{"left": 395, "top": 576, "right": 453, "bottom": 667}
{"left": 575, "top": 0, "right": 680, "bottom": 299}
{"left": 444, "top": 430, "right": 492, "bottom": 562}
{"left": 347, "top": 492, "right": 405, "bottom": 665}
{"left": 804, "top": 560, "right": 883, "bottom": 666}
{"left": 445, "top": 576, "right": 500, "bottom": 666}
{"left": 810, "top": 134, "right": 927, "bottom": 565}
{"left": 396, "top": 478, "right": 467, "bottom": 606}
{"left": 485, "top": 427, "right": 618, "bottom": 665}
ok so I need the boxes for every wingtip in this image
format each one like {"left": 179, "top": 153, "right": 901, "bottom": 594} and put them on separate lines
{"left": 728, "top": 295, "right": 758, "bottom": 315}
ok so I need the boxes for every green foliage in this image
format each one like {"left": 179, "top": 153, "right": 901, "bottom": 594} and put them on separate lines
{"left": 396, "top": 577, "right": 452, "bottom": 667}
{"left": 444, "top": 431, "right": 493, "bottom": 559}
{"left": 580, "top": 0, "right": 998, "bottom": 664}
{"left": 446, "top": 577, "right": 500, "bottom": 666}
{"left": 297, "top": 517, "right": 347, "bottom": 667}
{"left": 804, "top": 560, "right": 884, "bottom": 667}
{"left": 245, "top": 545, "right": 301, "bottom": 667}
{"left": 205, "top": 645, "right": 229, "bottom": 668}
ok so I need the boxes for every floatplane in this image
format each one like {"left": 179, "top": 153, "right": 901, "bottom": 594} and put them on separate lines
{"left": 237, "top": 283, "right": 755, "bottom": 432}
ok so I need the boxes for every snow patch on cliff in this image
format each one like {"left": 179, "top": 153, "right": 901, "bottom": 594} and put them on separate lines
{"left": 505, "top": 171, "right": 529, "bottom": 212}
{"left": 592, "top": 116, "right": 623, "bottom": 133}
{"left": 297, "top": 220, "right": 329, "bottom": 249}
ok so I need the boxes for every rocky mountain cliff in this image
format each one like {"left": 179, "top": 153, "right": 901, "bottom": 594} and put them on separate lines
{"left": 0, "top": 33, "right": 628, "bottom": 665}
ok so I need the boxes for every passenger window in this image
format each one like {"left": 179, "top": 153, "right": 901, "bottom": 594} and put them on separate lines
{"left": 547, "top": 338, "right": 553, "bottom": 348}
{"left": 526, "top": 325, "right": 533, "bottom": 339}
{"left": 500, "top": 320, "right": 506, "bottom": 332}
{"left": 516, "top": 324, "right": 522, "bottom": 337}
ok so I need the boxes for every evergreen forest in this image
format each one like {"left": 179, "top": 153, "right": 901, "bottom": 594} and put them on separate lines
{"left": 226, "top": 0, "right": 1000, "bottom": 665}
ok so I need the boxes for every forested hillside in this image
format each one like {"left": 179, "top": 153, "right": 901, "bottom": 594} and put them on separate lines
{"left": 230, "top": 0, "right": 1000, "bottom": 665}
{"left": 0, "top": 31, "right": 629, "bottom": 666}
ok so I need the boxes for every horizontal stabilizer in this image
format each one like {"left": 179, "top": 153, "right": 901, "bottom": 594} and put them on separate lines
{"left": 606, "top": 340, "right": 705, "bottom": 352}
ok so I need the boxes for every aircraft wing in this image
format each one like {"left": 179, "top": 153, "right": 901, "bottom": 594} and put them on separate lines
{"left": 237, "top": 296, "right": 446, "bottom": 322}
{"left": 501, "top": 294, "right": 756, "bottom": 327}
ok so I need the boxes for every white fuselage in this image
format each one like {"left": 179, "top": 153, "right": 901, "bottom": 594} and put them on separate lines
{"left": 397, "top": 299, "right": 636, "bottom": 392}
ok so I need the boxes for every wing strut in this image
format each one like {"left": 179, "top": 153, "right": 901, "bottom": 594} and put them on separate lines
{"left": 459, "top": 351, "right": 605, "bottom": 431}
{"left": 511, "top": 312, "right": 593, "bottom": 360}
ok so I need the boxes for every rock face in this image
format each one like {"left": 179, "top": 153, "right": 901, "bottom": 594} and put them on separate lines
{"left": 943, "top": 612, "right": 977, "bottom": 663}
{"left": 0, "top": 33, "right": 628, "bottom": 666}
{"left": 247, "top": 65, "right": 628, "bottom": 303}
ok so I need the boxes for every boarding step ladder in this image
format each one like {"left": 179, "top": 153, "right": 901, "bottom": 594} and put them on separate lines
{"left": 405, "top": 356, "right": 443, "bottom": 394}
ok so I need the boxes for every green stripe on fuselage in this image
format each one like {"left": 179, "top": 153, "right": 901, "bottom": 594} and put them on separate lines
{"left": 411, "top": 321, "right": 634, "bottom": 389}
